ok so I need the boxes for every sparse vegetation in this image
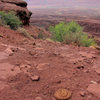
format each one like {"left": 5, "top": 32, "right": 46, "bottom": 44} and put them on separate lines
{"left": 0, "top": 17, "right": 4, "bottom": 26}
{"left": 0, "top": 19, "right": 2, "bottom": 25}
{"left": 0, "top": 11, "right": 22, "bottom": 29}
{"left": 38, "top": 32, "right": 47, "bottom": 39}
{"left": 49, "top": 21, "right": 96, "bottom": 47}
{"left": 17, "top": 27, "right": 33, "bottom": 39}
{"left": 38, "top": 32, "right": 44, "bottom": 39}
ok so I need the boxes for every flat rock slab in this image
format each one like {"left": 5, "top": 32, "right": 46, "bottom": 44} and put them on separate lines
{"left": 37, "top": 63, "right": 50, "bottom": 71}
{"left": 0, "top": 62, "right": 21, "bottom": 80}
{"left": 0, "top": 52, "right": 8, "bottom": 60}
{"left": 0, "top": 62, "right": 21, "bottom": 91}
{"left": 87, "top": 84, "right": 100, "bottom": 98}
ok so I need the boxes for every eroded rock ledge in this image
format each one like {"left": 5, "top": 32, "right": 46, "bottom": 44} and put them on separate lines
{"left": 0, "top": 0, "right": 32, "bottom": 25}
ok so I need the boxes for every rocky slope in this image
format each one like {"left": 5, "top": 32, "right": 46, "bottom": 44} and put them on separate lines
{"left": 0, "top": 2, "right": 100, "bottom": 99}
{"left": 0, "top": 25, "right": 100, "bottom": 100}
{"left": 0, "top": 0, "right": 32, "bottom": 25}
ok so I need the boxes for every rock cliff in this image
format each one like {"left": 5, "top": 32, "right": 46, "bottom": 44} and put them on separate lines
{"left": 0, "top": 0, "right": 32, "bottom": 25}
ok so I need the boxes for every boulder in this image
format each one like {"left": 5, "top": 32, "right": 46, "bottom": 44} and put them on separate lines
{"left": 1, "top": 0, "right": 27, "bottom": 7}
{"left": 0, "top": 0, "right": 32, "bottom": 25}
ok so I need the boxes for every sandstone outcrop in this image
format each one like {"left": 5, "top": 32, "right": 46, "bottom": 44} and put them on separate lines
{"left": 0, "top": 0, "right": 32, "bottom": 25}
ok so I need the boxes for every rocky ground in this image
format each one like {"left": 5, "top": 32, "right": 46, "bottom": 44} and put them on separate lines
{"left": 0, "top": 26, "right": 100, "bottom": 100}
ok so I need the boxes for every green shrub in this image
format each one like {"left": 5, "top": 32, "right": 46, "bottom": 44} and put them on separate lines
{"left": 49, "top": 22, "right": 67, "bottom": 42}
{"left": 0, "top": 11, "right": 22, "bottom": 29}
{"left": 80, "top": 34, "right": 96, "bottom": 47}
{"left": 49, "top": 21, "right": 96, "bottom": 47}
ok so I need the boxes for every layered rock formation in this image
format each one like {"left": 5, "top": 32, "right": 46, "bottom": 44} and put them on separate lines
{"left": 0, "top": 0, "right": 32, "bottom": 25}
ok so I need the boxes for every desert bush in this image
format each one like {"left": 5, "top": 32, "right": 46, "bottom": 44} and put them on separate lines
{"left": 49, "top": 22, "right": 67, "bottom": 42}
{"left": 17, "top": 27, "right": 33, "bottom": 39}
{"left": 49, "top": 21, "right": 96, "bottom": 47}
{"left": 80, "top": 34, "right": 96, "bottom": 47}
{"left": 0, "top": 11, "right": 22, "bottom": 29}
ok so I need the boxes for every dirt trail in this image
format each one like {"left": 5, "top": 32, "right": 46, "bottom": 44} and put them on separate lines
{"left": 0, "top": 39, "right": 100, "bottom": 100}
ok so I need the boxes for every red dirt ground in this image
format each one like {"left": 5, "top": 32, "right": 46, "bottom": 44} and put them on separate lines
{"left": 0, "top": 26, "right": 100, "bottom": 100}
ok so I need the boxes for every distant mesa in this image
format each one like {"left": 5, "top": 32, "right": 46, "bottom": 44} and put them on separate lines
{"left": 0, "top": 0, "right": 32, "bottom": 25}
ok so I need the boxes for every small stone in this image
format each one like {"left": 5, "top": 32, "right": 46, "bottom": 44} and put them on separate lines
{"left": 30, "top": 75, "right": 40, "bottom": 81}
{"left": 35, "top": 97, "right": 42, "bottom": 100}
{"left": 4, "top": 47, "right": 13, "bottom": 55}
{"left": 79, "top": 91, "right": 86, "bottom": 97}
{"left": 83, "top": 69, "right": 89, "bottom": 73}
{"left": 95, "top": 68, "right": 100, "bottom": 75}
{"left": 0, "top": 34, "right": 3, "bottom": 38}
{"left": 95, "top": 46, "right": 100, "bottom": 50}
{"left": 9, "top": 53, "right": 14, "bottom": 56}
{"left": 53, "top": 51, "right": 60, "bottom": 56}
{"left": 29, "top": 51, "right": 36, "bottom": 56}
{"left": 90, "top": 81, "right": 97, "bottom": 84}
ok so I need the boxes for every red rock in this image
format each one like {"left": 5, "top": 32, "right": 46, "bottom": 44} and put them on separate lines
{"left": 95, "top": 46, "right": 100, "bottom": 50}
{"left": 0, "top": 0, "right": 32, "bottom": 25}
{"left": 30, "top": 75, "right": 40, "bottom": 81}
{"left": 87, "top": 84, "right": 100, "bottom": 98}
{"left": 37, "top": 63, "right": 50, "bottom": 71}
{"left": 95, "top": 68, "right": 100, "bottom": 75}
{"left": 79, "top": 51, "right": 96, "bottom": 59}
{"left": 4, "top": 47, "right": 13, "bottom": 55}
{"left": 1, "top": 0, "right": 27, "bottom": 7}
{"left": 79, "top": 91, "right": 86, "bottom": 97}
